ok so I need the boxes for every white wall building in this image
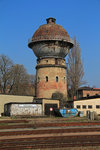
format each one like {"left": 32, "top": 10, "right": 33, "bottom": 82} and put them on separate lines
{"left": 74, "top": 96, "right": 100, "bottom": 116}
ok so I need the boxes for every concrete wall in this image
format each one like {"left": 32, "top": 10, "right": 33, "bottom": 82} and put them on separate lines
{"left": 0, "top": 94, "right": 33, "bottom": 115}
{"left": 10, "top": 104, "right": 42, "bottom": 116}
{"left": 74, "top": 98, "right": 100, "bottom": 116}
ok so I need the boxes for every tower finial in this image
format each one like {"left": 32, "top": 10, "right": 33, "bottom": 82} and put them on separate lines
{"left": 46, "top": 17, "right": 56, "bottom": 24}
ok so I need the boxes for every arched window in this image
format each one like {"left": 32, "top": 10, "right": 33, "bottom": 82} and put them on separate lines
{"left": 64, "top": 77, "right": 65, "bottom": 83}
{"left": 46, "top": 76, "right": 48, "bottom": 82}
{"left": 56, "top": 76, "right": 58, "bottom": 82}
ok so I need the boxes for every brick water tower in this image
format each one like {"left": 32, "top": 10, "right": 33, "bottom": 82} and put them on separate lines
{"left": 28, "top": 18, "right": 73, "bottom": 99}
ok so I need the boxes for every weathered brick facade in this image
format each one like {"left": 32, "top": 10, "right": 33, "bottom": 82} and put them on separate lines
{"left": 83, "top": 90, "right": 100, "bottom": 97}
{"left": 36, "top": 58, "right": 67, "bottom": 98}
{"left": 78, "top": 87, "right": 100, "bottom": 98}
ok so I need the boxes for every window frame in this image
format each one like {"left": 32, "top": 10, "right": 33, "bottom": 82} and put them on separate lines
{"left": 96, "top": 105, "right": 100, "bottom": 109}
{"left": 76, "top": 105, "right": 81, "bottom": 109}
{"left": 64, "top": 77, "right": 65, "bottom": 83}
{"left": 88, "top": 105, "right": 92, "bottom": 109}
{"left": 82, "top": 105, "right": 86, "bottom": 109}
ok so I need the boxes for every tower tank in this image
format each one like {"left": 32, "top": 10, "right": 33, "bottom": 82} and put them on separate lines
{"left": 28, "top": 18, "right": 73, "bottom": 99}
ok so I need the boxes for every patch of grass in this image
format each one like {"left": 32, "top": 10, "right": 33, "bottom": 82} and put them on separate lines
{"left": 0, "top": 123, "right": 9, "bottom": 126}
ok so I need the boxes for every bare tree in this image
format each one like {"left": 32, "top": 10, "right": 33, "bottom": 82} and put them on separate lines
{"left": 67, "top": 37, "right": 85, "bottom": 99}
{"left": 0, "top": 54, "right": 35, "bottom": 96}
{"left": 8, "top": 64, "right": 29, "bottom": 95}
{"left": 8, "top": 65, "right": 35, "bottom": 96}
{"left": 28, "top": 74, "right": 36, "bottom": 96}
{"left": 29, "top": 74, "right": 36, "bottom": 87}
{"left": 0, "top": 55, "right": 13, "bottom": 93}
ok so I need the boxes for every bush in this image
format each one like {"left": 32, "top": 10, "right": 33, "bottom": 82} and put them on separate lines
{"left": 52, "top": 91, "right": 63, "bottom": 100}
{"left": 52, "top": 91, "right": 68, "bottom": 108}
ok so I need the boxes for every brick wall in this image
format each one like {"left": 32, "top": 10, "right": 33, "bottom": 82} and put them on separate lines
{"left": 83, "top": 90, "right": 100, "bottom": 97}
{"left": 36, "top": 66, "right": 67, "bottom": 98}
{"left": 36, "top": 57, "right": 67, "bottom": 98}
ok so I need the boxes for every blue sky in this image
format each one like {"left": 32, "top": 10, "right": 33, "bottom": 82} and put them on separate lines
{"left": 0, "top": 0, "right": 100, "bottom": 87}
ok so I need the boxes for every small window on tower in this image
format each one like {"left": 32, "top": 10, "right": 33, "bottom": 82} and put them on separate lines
{"left": 46, "top": 76, "right": 48, "bottom": 82}
{"left": 55, "top": 58, "right": 58, "bottom": 65}
{"left": 56, "top": 76, "right": 58, "bottom": 82}
{"left": 64, "top": 77, "right": 65, "bottom": 83}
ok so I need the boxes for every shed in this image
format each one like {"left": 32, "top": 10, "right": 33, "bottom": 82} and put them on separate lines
{"left": 4, "top": 98, "right": 60, "bottom": 117}
{"left": 4, "top": 102, "right": 42, "bottom": 116}
{"left": 33, "top": 98, "right": 60, "bottom": 116}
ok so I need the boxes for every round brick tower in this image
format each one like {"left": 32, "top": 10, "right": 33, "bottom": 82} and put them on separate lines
{"left": 28, "top": 18, "right": 73, "bottom": 99}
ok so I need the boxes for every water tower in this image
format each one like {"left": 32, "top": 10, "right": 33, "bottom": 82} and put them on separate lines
{"left": 28, "top": 18, "right": 73, "bottom": 99}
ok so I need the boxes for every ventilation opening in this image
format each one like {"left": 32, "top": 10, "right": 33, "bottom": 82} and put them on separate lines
{"left": 56, "top": 76, "right": 58, "bottom": 82}
{"left": 46, "top": 76, "right": 48, "bottom": 82}
{"left": 55, "top": 58, "right": 58, "bottom": 65}
{"left": 64, "top": 77, "right": 65, "bottom": 83}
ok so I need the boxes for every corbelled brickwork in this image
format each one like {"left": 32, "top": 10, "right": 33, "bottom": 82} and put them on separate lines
{"left": 37, "top": 58, "right": 65, "bottom": 66}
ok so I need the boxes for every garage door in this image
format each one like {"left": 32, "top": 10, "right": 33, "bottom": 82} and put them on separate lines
{"left": 45, "top": 104, "right": 58, "bottom": 116}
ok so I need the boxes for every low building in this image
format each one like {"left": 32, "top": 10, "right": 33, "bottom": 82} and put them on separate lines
{"left": 4, "top": 99, "right": 59, "bottom": 116}
{"left": 74, "top": 95, "right": 100, "bottom": 116}
{"left": 77, "top": 87, "right": 100, "bottom": 98}
{"left": 0, "top": 94, "right": 33, "bottom": 116}
{"left": 33, "top": 98, "right": 59, "bottom": 115}
{"left": 4, "top": 103, "right": 42, "bottom": 116}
